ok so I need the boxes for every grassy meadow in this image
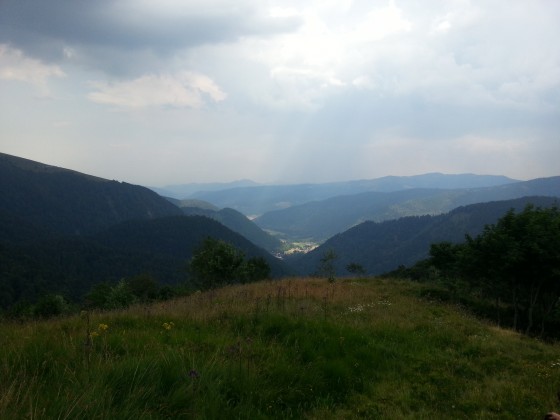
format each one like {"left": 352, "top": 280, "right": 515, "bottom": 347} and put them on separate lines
{"left": 1, "top": 277, "right": 560, "bottom": 419}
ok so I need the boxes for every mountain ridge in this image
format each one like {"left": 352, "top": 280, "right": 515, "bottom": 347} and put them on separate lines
{"left": 187, "top": 173, "right": 519, "bottom": 216}
{"left": 0, "top": 152, "right": 183, "bottom": 235}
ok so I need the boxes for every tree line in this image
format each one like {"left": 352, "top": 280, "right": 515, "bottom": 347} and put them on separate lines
{"left": 400, "top": 204, "right": 560, "bottom": 336}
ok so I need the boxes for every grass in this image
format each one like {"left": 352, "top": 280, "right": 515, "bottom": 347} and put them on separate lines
{"left": 1, "top": 277, "right": 560, "bottom": 419}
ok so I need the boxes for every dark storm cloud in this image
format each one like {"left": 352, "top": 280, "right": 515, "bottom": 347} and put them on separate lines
{"left": 0, "top": 0, "right": 300, "bottom": 71}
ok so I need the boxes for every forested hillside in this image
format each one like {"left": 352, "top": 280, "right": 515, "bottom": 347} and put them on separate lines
{"left": 171, "top": 201, "right": 282, "bottom": 253}
{"left": 0, "top": 154, "right": 290, "bottom": 311}
{"left": 0, "top": 216, "right": 290, "bottom": 309}
{"left": 293, "top": 196, "right": 559, "bottom": 276}
{"left": 0, "top": 153, "right": 183, "bottom": 235}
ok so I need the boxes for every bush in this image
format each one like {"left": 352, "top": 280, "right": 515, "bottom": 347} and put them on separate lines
{"left": 34, "top": 294, "right": 68, "bottom": 318}
{"left": 105, "top": 280, "right": 136, "bottom": 310}
{"left": 189, "top": 238, "right": 270, "bottom": 289}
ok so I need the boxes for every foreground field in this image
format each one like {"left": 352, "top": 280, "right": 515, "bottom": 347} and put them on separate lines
{"left": 2, "top": 278, "right": 560, "bottom": 419}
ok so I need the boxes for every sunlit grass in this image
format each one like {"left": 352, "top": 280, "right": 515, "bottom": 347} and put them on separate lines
{"left": 1, "top": 277, "right": 559, "bottom": 418}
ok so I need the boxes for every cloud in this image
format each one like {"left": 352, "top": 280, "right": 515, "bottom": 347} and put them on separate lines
{"left": 245, "top": 1, "right": 412, "bottom": 108}
{"left": 87, "top": 72, "right": 226, "bottom": 108}
{"left": 0, "top": 0, "right": 300, "bottom": 76}
{"left": 1, "top": 0, "right": 559, "bottom": 185}
{"left": 0, "top": 44, "right": 65, "bottom": 89}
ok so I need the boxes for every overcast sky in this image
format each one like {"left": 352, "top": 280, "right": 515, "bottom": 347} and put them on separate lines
{"left": 1, "top": 0, "right": 559, "bottom": 186}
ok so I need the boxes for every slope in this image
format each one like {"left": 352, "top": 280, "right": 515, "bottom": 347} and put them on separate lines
{"left": 1, "top": 278, "right": 559, "bottom": 418}
{"left": 0, "top": 215, "right": 291, "bottom": 308}
{"left": 176, "top": 204, "right": 282, "bottom": 253}
{"left": 292, "top": 196, "right": 560, "bottom": 276}
{"left": 91, "top": 215, "right": 287, "bottom": 275}
{"left": 0, "top": 153, "right": 183, "bottom": 235}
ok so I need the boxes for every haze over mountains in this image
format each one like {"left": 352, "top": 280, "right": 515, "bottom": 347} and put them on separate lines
{"left": 156, "top": 172, "right": 559, "bottom": 243}
{"left": 1, "top": 152, "right": 559, "bottom": 308}
{"left": 152, "top": 180, "right": 259, "bottom": 201}
{"left": 175, "top": 173, "right": 519, "bottom": 216}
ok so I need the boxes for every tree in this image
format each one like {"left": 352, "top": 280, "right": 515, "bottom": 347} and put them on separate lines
{"left": 85, "top": 282, "right": 112, "bottom": 309}
{"left": 429, "top": 204, "right": 560, "bottom": 334}
{"left": 105, "top": 280, "right": 136, "bottom": 309}
{"left": 34, "top": 294, "right": 68, "bottom": 318}
{"left": 429, "top": 241, "right": 468, "bottom": 297}
{"left": 126, "top": 274, "right": 158, "bottom": 302}
{"left": 346, "top": 262, "right": 366, "bottom": 276}
{"left": 317, "top": 249, "right": 338, "bottom": 282}
{"left": 239, "top": 256, "right": 271, "bottom": 283}
{"left": 189, "top": 238, "right": 245, "bottom": 289}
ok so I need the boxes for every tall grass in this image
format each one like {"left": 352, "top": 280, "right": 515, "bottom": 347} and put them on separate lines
{"left": 1, "top": 277, "right": 559, "bottom": 418}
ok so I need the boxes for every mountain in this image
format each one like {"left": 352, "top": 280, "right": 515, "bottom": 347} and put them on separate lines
{"left": 209, "top": 208, "right": 282, "bottom": 253}
{"left": 151, "top": 180, "right": 259, "bottom": 199}
{"left": 0, "top": 153, "right": 290, "bottom": 308}
{"left": 0, "top": 153, "right": 183, "bottom": 235}
{"left": 171, "top": 199, "right": 220, "bottom": 211}
{"left": 92, "top": 216, "right": 287, "bottom": 275}
{"left": 255, "top": 176, "right": 560, "bottom": 242}
{"left": 0, "top": 215, "right": 291, "bottom": 308}
{"left": 169, "top": 199, "right": 282, "bottom": 253}
{"left": 292, "top": 196, "right": 560, "bottom": 276}
{"left": 189, "top": 173, "right": 518, "bottom": 216}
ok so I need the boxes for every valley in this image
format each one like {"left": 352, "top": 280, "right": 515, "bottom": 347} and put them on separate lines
{"left": 1, "top": 152, "right": 559, "bottom": 309}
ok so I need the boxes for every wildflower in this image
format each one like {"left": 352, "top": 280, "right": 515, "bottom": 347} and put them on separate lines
{"left": 188, "top": 369, "right": 200, "bottom": 379}
{"left": 162, "top": 322, "right": 174, "bottom": 331}
{"left": 90, "top": 331, "right": 99, "bottom": 338}
{"left": 98, "top": 323, "right": 109, "bottom": 331}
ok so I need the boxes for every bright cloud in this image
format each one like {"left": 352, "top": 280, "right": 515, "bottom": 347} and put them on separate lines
{"left": 88, "top": 72, "right": 226, "bottom": 108}
{"left": 0, "top": 44, "right": 65, "bottom": 88}
{"left": 247, "top": 1, "right": 412, "bottom": 108}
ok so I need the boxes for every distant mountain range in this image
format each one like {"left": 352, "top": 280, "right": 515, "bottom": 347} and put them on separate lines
{"left": 151, "top": 180, "right": 259, "bottom": 199}
{"left": 292, "top": 196, "right": 560, "bottom": 276}
{"left": 255, "top": 176, "right": 560, "bottom": 242}
{"left": 184, "top": 173, "right": 518, "bottom": 216}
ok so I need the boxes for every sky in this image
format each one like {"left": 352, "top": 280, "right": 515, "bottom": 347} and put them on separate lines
{"left": 1, "top": 0, "right": 559, "bottom": 186}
